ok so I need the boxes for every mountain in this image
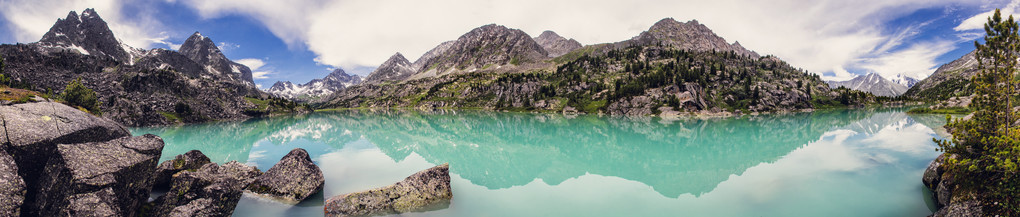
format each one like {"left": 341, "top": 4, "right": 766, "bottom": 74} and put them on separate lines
{"left": 626, "top": 18, "right": 759, "bottom": 58}
{"left": 322, "top": 18, "right": 851, "bottom": 115}
{"left": 362, "top": 53, "right": 414, "bottom": 84}
{"left": 407, "top": 24, "right": 549, "bottom": 80}
{"left": 534, "top": 31, "right": 582, "bottom": 57}
{"left": 267, "top": 68, "right": 361, "bottom": 101}
{"left": 0, "top": 9, "right": 296, "bottom": 126}
{"left": 178, "top": 32, "right": 255, "bottom": 87}
{"left": 36, "top": 9, "right": 140, "bottom": 64}
{"left": 890, "top": 74, "right": 919, "bottom": 88}
{"left": 904, "top": 51, "right": 978, "bottom": 100}
{"left": 826, "top": 73, "right": 908, "bottom": 97}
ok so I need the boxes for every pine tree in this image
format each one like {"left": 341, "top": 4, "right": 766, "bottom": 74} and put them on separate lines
{"left": 936, "top": 9, "right": 1020, "bottom": 215}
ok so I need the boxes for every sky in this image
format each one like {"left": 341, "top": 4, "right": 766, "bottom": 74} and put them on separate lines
{"left": 0, "top": 0, "right": 1017, "bottom": 88}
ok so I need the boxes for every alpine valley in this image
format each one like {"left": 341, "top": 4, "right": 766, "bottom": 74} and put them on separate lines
{"left": 318, "top": 19, "right": 871, "bottom": 115}
{"left": 0, "top": 5, "right": 1002, "bottom": 217}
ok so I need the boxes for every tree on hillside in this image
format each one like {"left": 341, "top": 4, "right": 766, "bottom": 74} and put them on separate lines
{"left": 937, "top": 8, "right": 1020, "bottom": 215}
{"left": 0, "top": 54, "right": 8, "bottom": 86}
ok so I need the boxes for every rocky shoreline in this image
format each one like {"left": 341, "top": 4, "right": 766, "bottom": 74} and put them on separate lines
{"left": 923, "top": 154, "right": 984, "bottom": 216}
{"left": 1, "top": 101, "right": 452, "bottom": 216}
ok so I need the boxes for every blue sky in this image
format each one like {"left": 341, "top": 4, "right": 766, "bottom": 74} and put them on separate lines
{"left": 0, "top": 0, "right": 1016, "bottom": 88}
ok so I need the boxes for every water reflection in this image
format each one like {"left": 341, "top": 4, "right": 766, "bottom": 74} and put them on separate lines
{"left": 131, "top": 108, "right": 948, "bottom": 217}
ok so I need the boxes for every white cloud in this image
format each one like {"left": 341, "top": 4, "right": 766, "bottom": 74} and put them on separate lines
{"left": 858, "top": 40, "right": 957, "bottom": 80}
{"left": 955, "top": 0, "right": 1020, "bottom": 31}
{"left": 237, "top": 58, "right": 273, "bottom": 79}
{"left": 173, "top": 0, "right": 986, "bottom": 80}
{"left": 0, "top": 0, "right": 167, "bottom": 48}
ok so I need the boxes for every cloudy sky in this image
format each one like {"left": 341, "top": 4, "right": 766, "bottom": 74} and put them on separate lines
{"left": 0, "top": 0, "right": 1015, "bottom": 88}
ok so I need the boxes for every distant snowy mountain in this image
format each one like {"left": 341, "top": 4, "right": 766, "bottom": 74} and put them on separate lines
{"left": 826, "top": 73, "right": 908, "bottom": 97}
{"left": 267, "top": 68, "right": 361, "bottom": 101}
{"left": 890, "top": 74, "right": 919, "bottom": 88}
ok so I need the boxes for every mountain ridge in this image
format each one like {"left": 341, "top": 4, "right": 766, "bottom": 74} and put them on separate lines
{"left": 320, "top": 18, "right": 859, "bottom": 115}
{"left": 826, "top": 73, "right": 907, "bottom": 97}
{"left": 0, "top": 8, "right": 294, "bottom": 126}
{"left": 267, "top": 68, "right": 361, "bottom": 101}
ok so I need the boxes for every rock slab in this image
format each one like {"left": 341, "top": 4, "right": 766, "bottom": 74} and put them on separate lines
{"left": 324, "top": 163, "right": 452, "bottom": 217}
{"left": 150, "top": 161, "right": 261, "bottom": 217}
{"left": 245, "top": 148, "right": 324, "bottom": 204}
{"left": 153, "top": 150, "right": 212, "bottom": 188}
{"left": 0, "top": 149, "right": 25, "bottom": 216}
{"left": 31, "top": 134, "right": 164, "bottom": 217}
{"left": 0, "top": 101, "right": 129, "bottom": 213}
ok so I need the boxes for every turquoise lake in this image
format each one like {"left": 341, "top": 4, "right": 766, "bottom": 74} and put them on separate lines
{"left": 131, "top": 108, "right": 949, "bottom": 217}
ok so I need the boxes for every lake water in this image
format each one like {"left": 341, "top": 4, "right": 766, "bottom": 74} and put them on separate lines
{"left": 131, "top": 108, "right": 949, "bottom": 217}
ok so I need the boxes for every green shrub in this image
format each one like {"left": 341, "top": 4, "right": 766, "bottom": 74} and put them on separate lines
{"left": 936, "top": 9, "right": 1020, "bottom": 215}
{"left": 62, "top": 78, "right": 101, "bottom": 115}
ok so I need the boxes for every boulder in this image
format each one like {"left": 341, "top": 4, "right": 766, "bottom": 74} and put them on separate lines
{"left": 324, "top": 163, "right": 452, "bottom": 217}
{"left": 0, "top": 149, "right": 25, "bottom": 216}
{"left": 0, "top": 101, "right": 129, "bottom": 213}
{"left": 933, "top": 196, "right": 983, "bottom": 217}
{"left": 245, "top": 148, "right": 324, "bottom": 204}
{"left": 153, "top": 150, "right": 212, "bottom": 188}
{"left": 31, "top": 134, "right": 164, "bottom": 217}
{"left": 150, "top": 161, "right": 260, "bottom": 217}
{"left": 922, "top": 154, "right": 945, "bottom": 190}
{"left": 221, "top": 161, "right": 262, "bottom": 186}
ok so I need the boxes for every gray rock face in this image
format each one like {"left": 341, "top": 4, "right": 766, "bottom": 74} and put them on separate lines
{"left": 151, "top": 162, "right": 260, "bottom": 217}
{"left": 0, "top": 10, "right": 278, "bottom": 127}
{"left": 179, "top": 32, "right": 255, "bottom": 87}
{"left": 363, "top": 53, "right": 415, "bottom": 84}
{"left": 153, "top": 150, "right": 212, "bottom": 188}
{"left": 411, "top": 24, "right": 549, "bottom": 77}
{"left": 826, "top": 73, "right": 907, "bottom": 97}
{"left": 0, "top": 149, "right": 25, "bottom": 216}
{"left": 38, "top": 8, "right": 131, "bottom": 63}
{"left": 0, "top": 101, "right": 129, "bottom": 215}
{"left": 932, "top": 197, "right": 983, "bottom": 217}
{"left": 905, "top": 51, "right": 978, "bottom": 99}
{"left": 629, "top": 18, "right": 759, "bottom": 59}
{"left": 324, "top": 163, "right": 452, "bottom": 217}
{"left": 922, "top": 154, "right": 945, "bottom": 190}
{"left": 534, "top": 31, "right": 582, "bottom": 57}
{"left": 245, "top": 148, "right": 324, "bottom": 204}
{"left": 31, "top": 134, "right": 164, "bottom": 217}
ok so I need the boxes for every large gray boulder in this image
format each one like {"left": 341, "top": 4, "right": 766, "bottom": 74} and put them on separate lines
{"left": 0, "top": 101, "right": 129, "bottom": 214}
{"left": 0, "top": 149, "right": 25, "bottom": 216}
{"left": 922, "top": 154, "right": 945, "bottom": 190}
{"left": 31, "top": 134, "right": 164, "bottom": 217}
{"left": 150, "top": 161, "right": 260, "bottom": 217}
{"left": 932, "top": 194, "right": 984, "bottom": 217}
{"left": 153, "top": 150, "right": 212, "bottom": 188}
{"left": 245, "top": 148, "right": 324, "bottom": 204}
{"left": 324, "top": 163, "right": 452, "bottom": 217}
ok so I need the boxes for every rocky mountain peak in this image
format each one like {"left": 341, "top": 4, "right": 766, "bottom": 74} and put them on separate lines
{"left": 179, "top": 32, "right": 223, "bottom": 64}
{"left": 38, "top": 8, "right": 130, "bottom": 63}
{"left": 412, "top": 24, "right": 548, "bottom": 76}
{"left": 324, "top": 68, "right": 360, "bottom": 82}
{"left": 364, "top": 52, "right": 414, "bottom": 84}
{"left": 534, "top": 30, "right": 582, "bottom": 57}
{"left": 268, "top": 81, "right": 294, "bottom": 92}
{"left": 177, "top": 32, "right": 255, "bottom": 86}
{"left": 632, "top": 18, "right": 759, "bottom": 58}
